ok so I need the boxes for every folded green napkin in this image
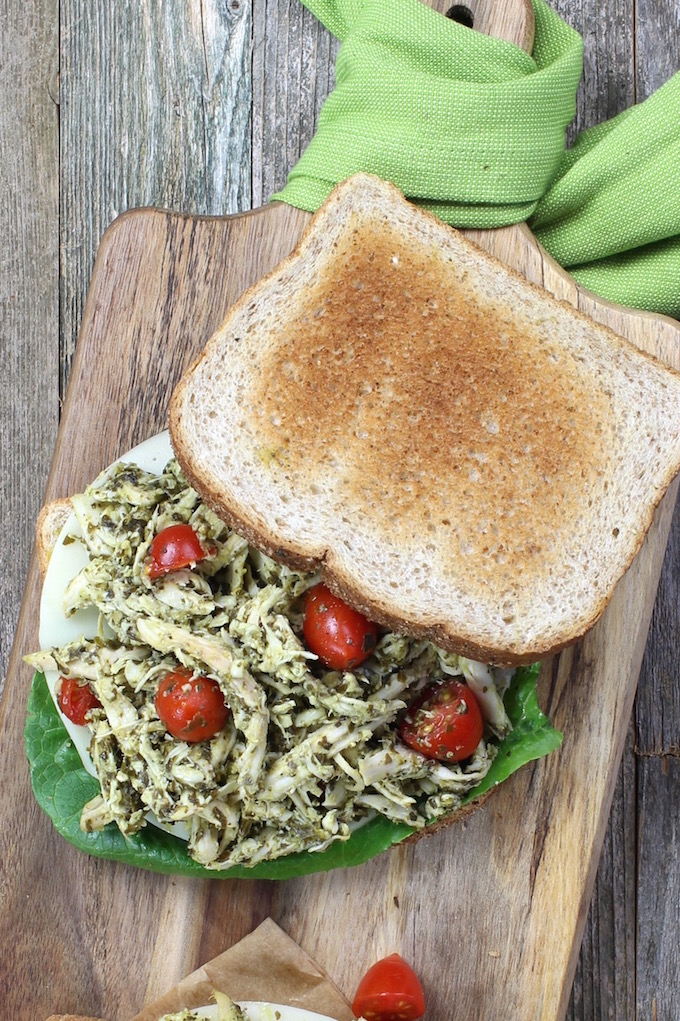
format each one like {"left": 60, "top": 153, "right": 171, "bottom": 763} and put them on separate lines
{"left": 531, "top": 73, "right": 680, "bottom": 315}
{"left": 274, "top": 0, "right": 680, "bottom": 318}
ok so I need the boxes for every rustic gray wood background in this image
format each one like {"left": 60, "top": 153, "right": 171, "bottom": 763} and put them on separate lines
{"left": 1, "top": 0, "right": 679, "bottom": 1017}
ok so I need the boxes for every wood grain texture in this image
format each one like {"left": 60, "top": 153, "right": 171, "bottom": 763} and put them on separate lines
{"left": 440, "top": 0, "right": 535, "bottom": 48}
{"left": 568, "top": 726, "right": 637, "bottom": 1021}
{"left": 634, "top": 0, "right": 680, "bottom": 103}
{"left": 549, "top": 3, "right": 680, "bottom": 1018}
{"left": 0, "top": 0, "right": 59, "bottom": 699}
{"left": 632, "top": 11, "right": 680, "bottom": 1019}
{"left": 3, "top": 0, "right": 680, "bottom": 1019}
{"left": 637, "top": 515, "right": 680, "bottom": 757}
{"left": 553, "top": 0, "right": 635, "bottom": 145}
{"left": 578, "top": 5, "right": 680, "bottom": 1018}
{"left": 636, "top": 755, "right": 680, "bottom": 1021}
{"left": 252, "top": 0, "right": 339, "bottom": 206}
{"left": 59, "top": 0, "right": 252, "bottom": 379}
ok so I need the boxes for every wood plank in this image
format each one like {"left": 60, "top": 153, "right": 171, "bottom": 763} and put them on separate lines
{"left": 551, "top": 0, "right": 635, "bottom": 147}
{"left": 636, "top": 755, "right": 680, "bottom": 1021}
{"left": 637, "top": 517, "right": 680, "bottom": 756}
{"left": 554, "top": 0, "right": 680, "bottom": 1015}
{"left": 634, "top": 0, "right": 680, "bottom": 102}
{"left": 0, "top": 0, "right": 59, "bottom": 698}
{"left": 59, "top": 0, "right": 252, "bottom": 373}
{"left": 632, "top": 0, "right": 680, "bottom": 757}
{"left": 631, "top": 6, "right": 680, "bottom": 1017}
{"left": 0, "top": 5, "right": 254, "bottom": 1018}
{"left": 567, "top": 725, "right": 637, "bottom": 1021}
{"left": 252, "top": 0, "right": 339, "bottom": 207}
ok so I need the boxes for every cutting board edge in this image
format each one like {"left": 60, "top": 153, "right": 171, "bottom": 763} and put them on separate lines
{"left": 97, "top": 206, "right": 680, "bottom": 354}
{"left": 514, "top": 221, "right": 680, "bottom": 339}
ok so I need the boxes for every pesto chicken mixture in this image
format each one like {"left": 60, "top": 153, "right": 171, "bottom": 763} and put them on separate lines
{"left": 157, "top": 991, "right": 245, "bottom": 1021}
{"left": 29, "top": 459, "right": 514, "bottom": 870}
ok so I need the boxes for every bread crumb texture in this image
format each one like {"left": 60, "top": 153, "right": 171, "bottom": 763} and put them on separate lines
{"left": 170, "top": 175, "right": 680, "bottom": 663}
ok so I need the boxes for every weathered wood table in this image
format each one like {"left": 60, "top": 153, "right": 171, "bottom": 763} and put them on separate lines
{"left": 2, "top": 0, "right": 679, "bottom": 1019}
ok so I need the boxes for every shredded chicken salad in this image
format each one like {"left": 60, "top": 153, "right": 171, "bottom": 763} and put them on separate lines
{"left": 156, "top": 991, "right": 244, "bottom": 1021}
{"left": 155, "top": 992, "right": 273, "bottom": 1021}
{"left": 28, "top": 458, "right": 514, "bottom": 870}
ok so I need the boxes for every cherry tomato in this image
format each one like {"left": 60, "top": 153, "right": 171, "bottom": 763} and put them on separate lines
{"left": 303, "top": 583, "right": 379, "bottom": 670}
{"left": 400, "top": 678, "right": 483, "bottom": 762}
{"left": 352, "top": 954, "right": 425, "bottom": 1021}
{"left": 155, "top": 668, "right": 230, "bottom": 742}
{"left": 147, "top": 523, "right": 212, "bottom": 580}
{"left": 57, "top": 676, "right": 101, "bottom": 725}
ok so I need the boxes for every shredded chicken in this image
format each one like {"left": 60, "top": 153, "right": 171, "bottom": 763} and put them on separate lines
{"left": 27, "top": 459, "right": 513, "bottom": 869}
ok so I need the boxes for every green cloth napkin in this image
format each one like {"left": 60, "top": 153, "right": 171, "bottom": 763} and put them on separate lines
{"left": 274, "top": 0, "right": 680, "bottom": 319}
{"left": 531, "top": 73, "right": 680, "bottom": 315}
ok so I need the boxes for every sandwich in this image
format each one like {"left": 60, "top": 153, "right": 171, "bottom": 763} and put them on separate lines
{"left": 151, "top": 997, "right": 341, "bottom": 1021}
{"left": 26, "top": 433, "right": 558, "bottom": 876}
{"left": 170, "top": 173, "right": 680, "bottom": 665}
{"left": 25, "top": 174, "right": 680, "bottom": 877}
{"left": 48, "top": 996, "right": 346, "bottom": 1021}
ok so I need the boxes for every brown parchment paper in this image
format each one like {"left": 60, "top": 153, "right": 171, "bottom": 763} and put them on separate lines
{"left": 46, "top": 919, "right": 354, "bottom": 1021}
{"left": 132, "top": 919, "right": 354, "bottom": 1021}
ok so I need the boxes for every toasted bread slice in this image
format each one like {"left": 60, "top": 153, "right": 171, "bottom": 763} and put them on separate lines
{"left": 45, "top": 1016, "right": 106, "bottom": 1021}
{"left": 36, "top": 498, "right": 73, "bottom": 578}
{"left": 170, "top": 173, "right": 680, "bottom": 665}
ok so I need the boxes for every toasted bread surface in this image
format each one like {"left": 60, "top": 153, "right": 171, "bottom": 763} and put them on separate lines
{"left": 45, "top": 1016, "right": 106, "bottom": 1021}
{"left": 170, "top": 174, "right": 680, "bottom": 665}
{"left": 36, "top": 498, "right": 73, "bottom": 578}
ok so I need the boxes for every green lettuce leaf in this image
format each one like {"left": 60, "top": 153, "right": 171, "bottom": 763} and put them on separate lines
{"left": 25, "top": 664, "right": 561, "bottom": 879}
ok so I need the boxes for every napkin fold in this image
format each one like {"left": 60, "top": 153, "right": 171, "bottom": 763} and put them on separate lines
{"left": 531, "top": 72, "right": 680, "bottom": 315}
{"left": 275, "top": 0, "right": 680, "bottom": 318}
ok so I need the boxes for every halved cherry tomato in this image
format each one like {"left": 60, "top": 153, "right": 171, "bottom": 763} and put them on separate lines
{"left": 147, "top": 523, "right": 212, "bottom": 580}
{"left": 57, "top": 676, "right": 102, "bottom": 726}
{"left": 352, "top": 954, "right": 425, "bottom": 1021}
{"left": 303, "top": 583, "right": 379, "bottom": 670}
{"left": 155, "top": 668, "right": 230, "bottom": 742}
{"left": 400, "top": 678, "right": 483, "bottom": 762}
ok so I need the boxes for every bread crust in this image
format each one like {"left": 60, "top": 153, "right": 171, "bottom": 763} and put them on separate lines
{"left": 169, "top": 174, "right": 680, "bottom": 666}
{"left": 45, "top": 1015, "right": 107, "bottom": 1021}
{"left": 401, "top": 786, "right": 496, "bottom": 846}
{"left": 36, "top": 498, "right": 73, "bottom": 578}
{"left": 172, "top": 457, "right": 596, "bottom": 668}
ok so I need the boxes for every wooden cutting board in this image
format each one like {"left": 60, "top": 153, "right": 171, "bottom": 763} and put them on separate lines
{"left": 3, "top": 1, "right": 680, "bottom": 1019}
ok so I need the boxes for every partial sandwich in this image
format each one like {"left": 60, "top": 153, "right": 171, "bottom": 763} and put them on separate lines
{"left": 170, "top": 173, "right": 680, "bottom": 666}
{"left": 26, "top": 437, "right": 560, "bottom": 877}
